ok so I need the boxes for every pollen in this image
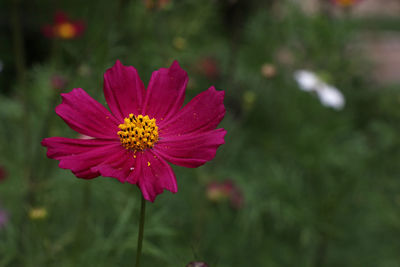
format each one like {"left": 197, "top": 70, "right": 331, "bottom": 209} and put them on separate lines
{"left": 117, "top": 114, "right": 159, "bottom": 151}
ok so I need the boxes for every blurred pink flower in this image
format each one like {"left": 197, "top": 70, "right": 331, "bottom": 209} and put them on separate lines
{"left": 51, "top": 74, "right": 68, "bottom": 91}
{"left": 0, "top": 207, "right": 8, "bottom": 229}
{"left": 331, "top": 0, "right": 361, "bottom": 7}
{"left": 144, "top": 0, "right": 171, "bottom": 10}
{"left": 206, "top": 179, "right": 243, "bottom": 209}
{"left": 0, "top": 165, "right": 6, "bottom": 182}
{"left": 261, "top": 63, "right": 277, "bottom": 79}
{"left": 186, "top": 262, "right": 209, "bottom": 267}
{"left": 42, "top": 60, "right": 226, "bottom": 202}
{"left": 42, "top": 11, "right": 85, "bottom": 39}
{"left": 198, "top": 57, "right": 220, "bottom": 80}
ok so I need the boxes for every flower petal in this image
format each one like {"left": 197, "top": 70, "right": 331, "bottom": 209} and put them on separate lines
{"left": 136, "top": 151, "right": 178, "bottom": 202}
{"left": 42, "top": 25, "right": 55, "bottom": 38}
{"left": 55, "top": 88, "right": 119, "bottom": 139}
{"left": 92, "top": 149, "right": 137, "bottom": 183}
{"left": 159, "top": 86, "right": 225, "bottom": 136}
{"left": 54, "top": 11, "right": 68, "bottom": 24}
{"left": 154, "top": 128, "right": 226, "bottom": 168}
{"left": 72, "top": 21, "right": 86, "bottom": 37}
{"left": 143, "top": 61, "right": 188, "bottom": 122}
{"left": 294, "top": 70, "right": 320, "bottom": 92}
{"left": 42, "top": 137, "right": 122, "bottom": 179}
{"left": 103, "top": 60, "right": 146, "bottom": 121}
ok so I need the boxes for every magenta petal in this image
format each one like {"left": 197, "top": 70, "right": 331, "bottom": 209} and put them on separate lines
{"left": 42, "top": 137, "right": 122, "bottom": 179}
{"left": 54, "top": 11, "right": 68, "bottom": 24}
{"left": 92, "top": 149, "right": 137, "bottom": 183}
{"left": 143, "top": 61, "right": 188, "bottom": 121}
{"left": 136, "top": 151, "right": 178, "bottom": 202}
{"left": 42, "top": 25, "right": 55, "bottom": 38}
{"left": 154, "top": 128, "right": 226, "bottom": 168}
{"left": 72, "top": 21, "right": 86, "bottom": 37}
{"left": 159, "top": 86, "right": 225, "bottom": 136}
{"left": 103, "top": 60, "right": 146, "bottom": 121}
{"left": 42, "top": 137, "right": 114, "bottom": 159}
{"left": 55, "top": 88, "right": 119, "bottom": 139}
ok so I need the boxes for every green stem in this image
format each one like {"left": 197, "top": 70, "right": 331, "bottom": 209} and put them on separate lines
{"left": 135, "top": 195, "right": 146, "bottom": 267}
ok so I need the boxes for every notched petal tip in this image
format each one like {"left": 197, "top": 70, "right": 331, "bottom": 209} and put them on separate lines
{"left": 170, "top": 60, "right": 182, "bottom": 69}
{"left": 113, "top": 59, "right": 124, "bottom": 68}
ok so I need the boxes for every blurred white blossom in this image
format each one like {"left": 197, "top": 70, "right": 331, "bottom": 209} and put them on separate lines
{"left": 317, "top": 84, "right": 345, "bottom": 110}
{"left": 294, "top": 70, "right": 345, "bottom": 110}
{"left": 294, "top": 70, "right": 319, "bottom": 92}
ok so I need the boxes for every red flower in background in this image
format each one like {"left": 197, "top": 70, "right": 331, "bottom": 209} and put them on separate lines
{"left": 331, "top": 0, "right": 361, "bottom": 7}
{"left": 0, "top": 207, "right": 8, "bottom": 230}
{"left": 144, "top": 0, "right": 171, "bottom": 10}
{"left": 50, "top": 74, "right": 68, "bottom": 91}
{"left": 186, "top": 262, "right": 209, "bottom": 267}
{"left": 42, "top": 61, "right": 226, "bottom": 202}
{"left": 206, "top": 179, "right": 243, "bottom": 209}
{"left": 42, "top": 11, "right": 85, "bottom": 39}
{"left": 198, "top": 57, "right": 220, "bottom": 80}
{"left": 0, "top": 165, "right": 6, "bottom": 182}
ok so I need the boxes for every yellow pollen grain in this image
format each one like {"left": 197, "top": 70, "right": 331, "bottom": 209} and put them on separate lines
{"left": 147, "top": 161, "right": 151, "bottom": 167}
{"left": 118, "top": 113, "right": 159, "bottom": 152}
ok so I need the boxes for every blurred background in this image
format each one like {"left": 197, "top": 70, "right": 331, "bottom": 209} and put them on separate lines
{"left": 1, "top": 0, "right": 400, "bottom": 266}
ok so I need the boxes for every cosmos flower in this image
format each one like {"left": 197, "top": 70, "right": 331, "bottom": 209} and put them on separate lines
{"left": 294, "top": 70, "right": 345, "bottom": 110}
{"left": 331, "top": 0, "right": 361, "bottom": 7}
{"left": 144, "top": 0, "right": 171, "bottom": 10}
{"left": 317, "top": 84, "right": 345, "bottom": 110}
{"left": 198, "top": 57, "right": 220, "bottom": 80}
{"left": 42, "top": 61, "right": 226, "bottom": 202}
{"left": 42, "top": 11, "right": 85, "bottom": 39}
{"left": 0, "top": 165, "right": 6, "bottom": 182}
{"left": 50, "top": 74, "right": 68, "bottom": 91}
{"left": 260, "top": 63, "right": 277, "bottom": 79}
{"left": 186, "top": 262, "right": 209, "bottom": 267}
{"left": 0, "top": 207, "right": 8, "bottom": 230}
{"left": 206, "top": 179, "right": 243, "bottom": 209}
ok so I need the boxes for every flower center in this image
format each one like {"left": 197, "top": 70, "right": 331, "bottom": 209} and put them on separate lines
{"left": 338, "top": 0, "right": 355, "bottom": 6}
{"left": 57, "top": 23, "right": 76, "bottom": 39}
{"left": 117, "top": 114, "right": 159, "bottom": 151}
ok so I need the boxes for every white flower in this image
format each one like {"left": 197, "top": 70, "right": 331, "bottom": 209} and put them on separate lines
{"left": 294, "top": 69, "right": 345, "bottom": 110}
{"left": 317, "top": 84, "right": 345, "bottom": 110}
{"left": 294, "top": 70, "right": 320, "bottom": 92}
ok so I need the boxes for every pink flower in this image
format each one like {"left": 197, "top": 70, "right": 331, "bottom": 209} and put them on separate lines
{"left": 0, "top": 207, "right": 8, "bottom": 229}
{"left": 42, "top": 11, "right": 85, "bottom": 39}
{"left": 206, "top": 179, "right": 243, "bottom": 209}
{"left": 186, "top": 262, "right": 209, "bottom": 267}
{"left": 51, "top": 74, "right": 68, "bottom": 90}
{"left": 198, "top": 57, "right": 220, "bottom": 80}
{"left": 0, "top": 165, "right": 6, "bottom": 183}
{"left": 331, "top": 0, "right": 361, "bottom": 7}
{"left": 144, "top": 0, "right": 171, "bottom": 10}
{"left": 42, "top": 61, "right": 226, "bottom": 202}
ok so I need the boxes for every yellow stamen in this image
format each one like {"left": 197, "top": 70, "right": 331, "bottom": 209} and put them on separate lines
{"left": 117, "top": 114, "right": 159, "bottom": 151}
